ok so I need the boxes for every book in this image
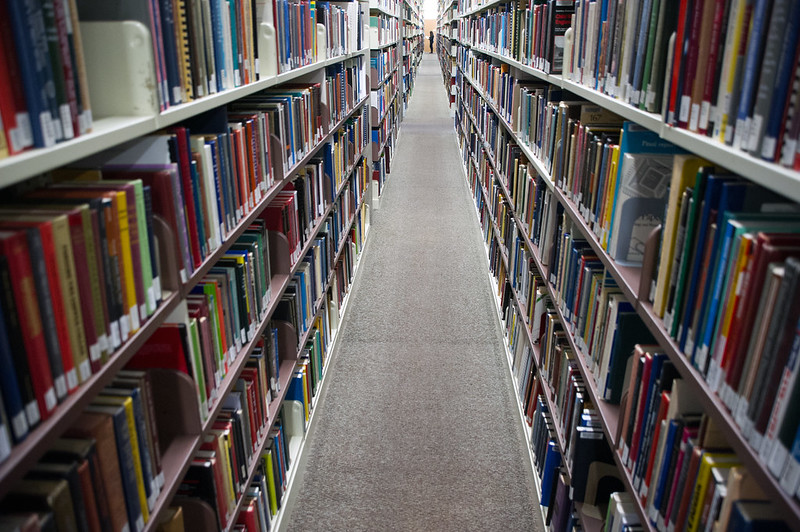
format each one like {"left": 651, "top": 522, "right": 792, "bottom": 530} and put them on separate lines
{"left": 653, "top": 155, "right": 709, "bottom": 318}
{"left": 607, "top": 122, "right": 680, "bottom": 265}
{"left": 1, "top": 479, "right": 77, "bottom": 532}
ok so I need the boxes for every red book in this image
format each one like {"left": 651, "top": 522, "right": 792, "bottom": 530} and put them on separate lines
{"left": 643, "top": 391, "right": 671, "bottom": 501}
{"left": 52, "top": 0, "right": 80, "bottom": 138}
{"left": 168, "top": 127, "right": 203, "bottom": 268}
{"left": 56, "top": 207, "right": 100, "bottom": 372}
{"left": 722, "top": 234, "right": 800, "bottom": 394}
{"left": 127, "top": 323, "right": 191, "bottom": 375}
{"left": 697, "top": 0, "right": 727, "bottom": 135}
{"left": 0, "top": 230, "right": 57, "bottom": 419}
{"left": 240, "top": 367, "right": 265, "bottom": 433}
{"left": 0, "top": 217, "right": 77, "bottom": 393}
{"left": 677, "top": 0, "right": 706, "bottom": 129}
{"left": 667, "top": 0, "right": 693, "bottom": 125}
{"left": 236, "top": 497, "right": 259, "bottom": 531}
{"left": 0, "top": 0, "right": 32, "bottom": 154}
{"left": 627, "top": 349, "right": 654, "bottom": 469}
{"left": 229, "top": 124, "right": 250, "bottom": 215}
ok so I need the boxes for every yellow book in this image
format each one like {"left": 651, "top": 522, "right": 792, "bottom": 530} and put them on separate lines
{"left": 0, "top": 124, "right": 8, "bottom": 159}
{"left": 110, "top": 190, "right": 139, "bottom": 334}
{"left": 600, "top": 145, "right": 620, "bottom": 246}
{"left": 93, "top": 395, "right": 151, "bottom": 524}
{"left": 712, "top": 234, "right": 754, "bottom": 368}
{"left": 714, "top": 0, "right": 747, "bottom": 142}
{"left": 219, "top": 430, "right": 237, "bottom": 515}
{"left": 653, "top": 155, "right": 709, "bottom": 317}
{"left": 263, "top": 449, "right": 278, "bottom": 516}
{"left": 686, "top": 453, "right": 739, "bottom": 532}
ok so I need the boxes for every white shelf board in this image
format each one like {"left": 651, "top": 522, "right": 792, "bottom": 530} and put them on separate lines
{"left": 0, "top": 115, "right": 155, "bottom": 188}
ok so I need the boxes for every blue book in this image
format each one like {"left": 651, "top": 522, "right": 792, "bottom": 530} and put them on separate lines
{"left": 632, "top": 353, "right": 666, "bottom": 478}
{"left": 731, "top": 0, "right": 772, "bottom": 150}
{"left": 676, "top": 174, "right": 737, "bottom": 351}
{"left": 229, "top": 0, "right": 240, "bottom": 84}
{"left": 631, "top": 0, "right": 654, "bottom": 101}
{"left": 189, "top": 160, "right": 208, "bottom": 258}
{"left": 210, "top": 0, "right": 228, "bottom": 91}
{"left": 0, "top": 295, "right": 28, "bottom": 443}
{"left": 651, "top": 418, "right": 681, "bottom": 517}
{"left": 285, "top": 371, "right": 306, "bottom": 404}
{"left": 5, "top": 0, "right": 57, "bottom": 147}
{"left": 540, "top": 440, "right": 561, "bottom": 506}
{"left": 759, "top": 0, "right": 800, "bottom": 160}
{"left": 158, "top": 0, "right": 182, "bottom": 105}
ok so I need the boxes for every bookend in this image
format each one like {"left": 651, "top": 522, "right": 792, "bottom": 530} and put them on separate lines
{"left": 638, "top": 224, "right": 662, "bottom": 304}
{"left": 148, "top": 368, "right": 202, "bottom": 473}
{"left": 268, "top": 231, "right": 292, "bottom": 277}
{"left": 270, "top": 134, "right": 285, "bottom": 182}
{"left": 151, "top": 215, "right": 181, "bottom": 295}
{"left": 178, "top": 498, "right": 218, "bottom": 532}
{"left": 320, "top": 101, "right": 332, "bottom": 138}
{"left": 266, "top": 320, "right": 302, "bottom": 423}
{"left": 79, "top": 21, "right": 160, "bottom": 118}
{"left": 258, "top": 22, "right": 278, "bottom": 79}
{"left": 317, "top": 24, "right": 327, "bottom": 61}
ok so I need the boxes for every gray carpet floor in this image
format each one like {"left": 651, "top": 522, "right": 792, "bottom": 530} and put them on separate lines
{"left": 280, "top": 52, "right": 543, "bottom": 532}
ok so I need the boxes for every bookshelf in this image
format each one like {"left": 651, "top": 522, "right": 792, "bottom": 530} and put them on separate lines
{"left": 0, "top": 0, "right": 419, "bottom": 530}
{"left": 442, "top": 0, "right": 800, "bottom": 530}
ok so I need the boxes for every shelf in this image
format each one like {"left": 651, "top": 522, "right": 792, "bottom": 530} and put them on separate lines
{"left": 372, "top": 38, "right": 402, "bottom": 50}
{"left": 451, "top": 32, "right": 800, "bottom": 530}
{"left": 368, "top": 3, "right": 399, "bottom": 17}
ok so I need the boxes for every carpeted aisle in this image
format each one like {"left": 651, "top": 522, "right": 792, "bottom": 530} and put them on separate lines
{"left": 280, "top": 52, "right": 543, "bottom": 531}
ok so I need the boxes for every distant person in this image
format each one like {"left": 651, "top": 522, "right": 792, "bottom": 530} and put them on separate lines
{"left": 429, "top": 31, "right": 434, "bottom": 54}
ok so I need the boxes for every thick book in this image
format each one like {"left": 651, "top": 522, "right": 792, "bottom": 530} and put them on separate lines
{"left": 82, "top": 403, "right": 145, "bottom": 532}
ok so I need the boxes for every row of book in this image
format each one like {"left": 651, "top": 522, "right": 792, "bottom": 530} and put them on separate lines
{"left": 615, "top": 344, "right": 791, "bottom": 532}
{"left": 650, "top": 154, "right": 800, "bottom": 497}
{"left": 370, "top": 0, "right": 400, "bottom": 16}
{"left": 0, "top": 174, "right": 164, "bottom": 441}
{"left": 1, "top": 369, "right": 169, "bottom": 532}
{"left": 369, "top": 14, "right": 401, "bottom": 48}
{"left": 317, "top": 1, "right": 365, "bottom": 61}
{"left": 176, "top": 343, "right": 286, "bottom": 530}
{"left": 0, "top": 0, "right": 92, "bottom": 155}
{"left": 454, "top": 0, "right": 574, "bottom": 75}
{"left": 371, "top": 46, "right": 399, "bottom": 84}
{"left": 370, "top": 69, "right": 400, "bottom": 121}
{"left": 454, "top": 67, "right": 800, "bottom": 527}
